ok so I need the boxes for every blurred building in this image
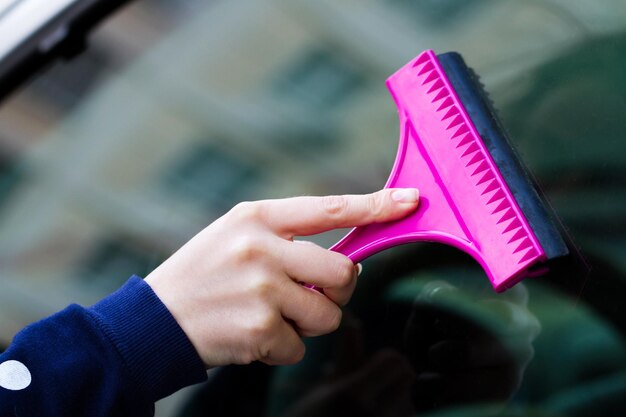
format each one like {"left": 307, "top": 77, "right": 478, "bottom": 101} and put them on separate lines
{"left": 1, "top": 0, "right": 626, "bottom": 412}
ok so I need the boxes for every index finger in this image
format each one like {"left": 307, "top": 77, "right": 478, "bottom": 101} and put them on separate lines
{"left": 260, "top": 188, "right": 419, "bottom": 237}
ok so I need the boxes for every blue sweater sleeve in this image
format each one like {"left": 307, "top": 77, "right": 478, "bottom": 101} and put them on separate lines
{"left": 0, "top": 276, "right": 208, "bottom": 416}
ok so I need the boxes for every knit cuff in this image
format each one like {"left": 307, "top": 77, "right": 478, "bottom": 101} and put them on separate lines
{"left": 89, "top": 275, "right": 207, "bottom": 401}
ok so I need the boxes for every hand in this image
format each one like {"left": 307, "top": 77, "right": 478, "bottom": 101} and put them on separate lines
{"left": 145, "top": 188, "right": 419, "bottom": 368}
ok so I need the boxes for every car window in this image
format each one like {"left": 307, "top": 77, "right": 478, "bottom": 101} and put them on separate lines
{"left": 1, "top": 1, "right": 625, "bottom": 416}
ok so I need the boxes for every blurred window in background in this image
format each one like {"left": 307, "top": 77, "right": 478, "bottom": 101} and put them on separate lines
{"left": 79, "top": 237, "right": 158, "bottom": 293}
{"left": 0, "top": 153, "right": 19, "bottom": 208}
{"left": 162, "top": 141, "right": 263, "bottom": 211}
{"left": 273, "top": 48, "right": 366, "bottom": 111}
{"left": 387, "top": 0, "right": 486, "bottom": 26}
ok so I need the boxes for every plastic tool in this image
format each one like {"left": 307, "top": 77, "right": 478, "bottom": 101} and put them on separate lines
{"left": 330, "top": 50, "right": 568, "bottom": 292}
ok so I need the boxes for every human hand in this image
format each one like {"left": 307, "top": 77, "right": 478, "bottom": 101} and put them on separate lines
{"left": 145, "top": 188, "right": 419, "bottom": 368}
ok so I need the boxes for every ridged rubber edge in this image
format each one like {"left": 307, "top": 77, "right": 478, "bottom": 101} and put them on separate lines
{"left": 410, "top": 51, "right": 543, "bottom": 270}
{"left": 436, "top": 52, "right": 569, "bottom": 262}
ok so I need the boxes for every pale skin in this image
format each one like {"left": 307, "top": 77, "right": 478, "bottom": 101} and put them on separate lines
{"left": 145, "top": 188, "right": 419, "bottom": 368}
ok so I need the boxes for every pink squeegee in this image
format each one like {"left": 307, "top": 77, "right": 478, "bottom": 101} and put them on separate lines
{"left": 329, "top": 50, "right": 568, "bottom": 292}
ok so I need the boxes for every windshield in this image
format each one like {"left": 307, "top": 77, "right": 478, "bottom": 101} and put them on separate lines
{"left": 1, "top": 1, "right": 625, "bottom": 416}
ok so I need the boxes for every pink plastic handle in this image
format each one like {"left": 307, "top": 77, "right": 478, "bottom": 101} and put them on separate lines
{"left": 329, "top": 50, "right": 545, "bottom": 292}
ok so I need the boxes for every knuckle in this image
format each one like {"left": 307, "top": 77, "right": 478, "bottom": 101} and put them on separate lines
{"left": 230, "top": 235, "right": 266, "bottom": 263}
{"left": 287, "top": 342, "right": 306, "bottom": 364}
{"left": 230, "top": 201, "right": 264, "bottom": 222}
{"left": 248, "top": 272, "right": 276, "bottom": 300}
{"left": 320, "top": 195, "right": 349, "bottom": 219}
{"left": 238, "top": 348, "right": 257, "bottom": 365}
{"left": 248, "top": 308, "right": 278, "bottom": 340}
{"left": 257, "top": 346, "right": 271, "bottom": 363}
{"left": 366, "top": 193, "right": 386, "bottom": 221}
{"left": 247, "top": 312, "right": 284, "bottom": 363}
{"left": 241, "top": 353, "right": 256, "bottom": 365}
{"left": 324, "top": 306, "right": 343, "bottom": 333}
{"left": 334, "top": 258, "right": 356, "bottom": 287}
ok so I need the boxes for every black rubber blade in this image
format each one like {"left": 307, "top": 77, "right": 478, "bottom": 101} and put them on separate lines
{"left": 437, "top": 52, "right": 569, "bottom": 262}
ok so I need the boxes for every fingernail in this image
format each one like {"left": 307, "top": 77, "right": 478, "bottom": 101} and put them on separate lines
{"left": 355, "top": 263, "right": 363, "bottom": 277}
{"left": 391, "top": 188, "right": 419, "bottom": 203}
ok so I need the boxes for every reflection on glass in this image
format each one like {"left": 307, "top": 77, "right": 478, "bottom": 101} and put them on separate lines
{"left": 264, "top": 250, "right": 542, "bottom": 417}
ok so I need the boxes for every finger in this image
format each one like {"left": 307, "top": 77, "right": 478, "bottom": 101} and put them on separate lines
{"left": 281, "top": 240, "right": 358, "bottom": 305}
{"left": 259, "top": 319, "right": 306, "bottom": 366}
{"left": 280, "top": 281, "right": 343, "bottom": 338}
{"left": 260, "top": 188, "right": 419, "bottom": 238}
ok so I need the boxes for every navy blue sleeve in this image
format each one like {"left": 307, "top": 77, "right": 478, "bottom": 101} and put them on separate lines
{"left": 0, "top": 276, "right": 208, "bottom": 416}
